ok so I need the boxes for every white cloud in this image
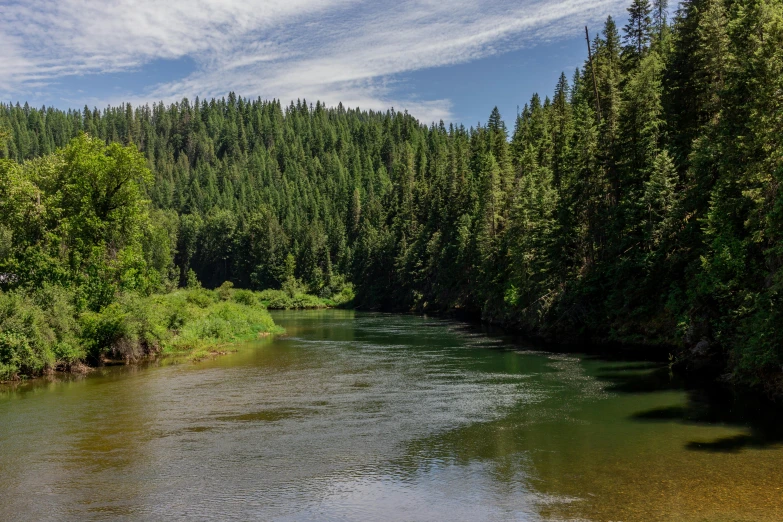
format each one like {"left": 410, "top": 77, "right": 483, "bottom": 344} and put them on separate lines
{"left": 0, "top": 0, "right": 627, "bottom": 122}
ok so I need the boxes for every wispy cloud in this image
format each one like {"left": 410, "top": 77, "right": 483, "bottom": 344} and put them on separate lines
{"left": 0, "top": 0, "right": 626, "bottom": 122}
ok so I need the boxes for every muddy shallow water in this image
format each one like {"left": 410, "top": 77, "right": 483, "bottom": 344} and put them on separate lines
{"left": 1, "top": 310, "right": 782, "bottom": 521}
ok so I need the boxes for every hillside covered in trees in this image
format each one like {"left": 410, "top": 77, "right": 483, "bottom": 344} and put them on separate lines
{"left": 1, "top": 0, "right": 782, "bottom": 390}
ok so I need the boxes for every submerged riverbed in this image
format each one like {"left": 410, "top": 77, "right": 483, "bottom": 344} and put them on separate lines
{"left": 1, "top": 310, "right": 782, "bottom": 521}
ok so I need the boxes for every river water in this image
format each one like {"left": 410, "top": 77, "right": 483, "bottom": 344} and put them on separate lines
{"left": 1, "top": 310, "right": 782, "bottom": 521}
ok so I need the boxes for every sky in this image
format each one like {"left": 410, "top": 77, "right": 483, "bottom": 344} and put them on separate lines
{"left": 0, "top": 0, "right": 632, "bottom": 127}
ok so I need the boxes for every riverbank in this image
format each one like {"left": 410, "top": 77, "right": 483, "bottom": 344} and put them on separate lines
{"left": 0, "top": 285, "right": 283, "bottom": 382}
{"left": 382, "top": 301, "right": 782, "bottom": 400}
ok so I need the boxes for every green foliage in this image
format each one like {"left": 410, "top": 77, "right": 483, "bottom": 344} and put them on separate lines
{"left": 0, "top": 133, "right": 169, "bottom": 303}
{"left": 186, "top": 269, "right": 201, "bottom": 289}
{"left": 166, "top": 296, "right": 280, "bottom": 353}
{"left": 624, "top": 0, "right": 653, "bottom": 60}
{"left": 77, "top": 288, "right": 280, "bottom": 363}
{"left": 185, "top": 288, "right": 218, "bottom": 309}
{"left": 0, "top": 132, "right": 282, "bottom": 379}
{"left": 3, "top": 0, "right": 783, "bottom": 389}
{"left": 232, "top": 289, "right": 258, "bottom": 306}
{"left": 258, "top": 289, "right": 328, "bottom": 310}
{"left": 217, "top": 281, "right": 234, "bottom": 301}
{"left": 0, "top": 287, "right": 81, "bottom": 380}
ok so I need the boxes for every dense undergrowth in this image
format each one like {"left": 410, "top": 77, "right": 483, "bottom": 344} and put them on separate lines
{"left": 0, "top": 284, "right": 283, "bottom": 381}
{"left": 257, "top": 283, "right": 354, "bottom": 310}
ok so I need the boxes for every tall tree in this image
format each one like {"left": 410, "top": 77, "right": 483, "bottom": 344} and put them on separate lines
{"left": 624, "top": 0, "right": 653, "bottom": 62}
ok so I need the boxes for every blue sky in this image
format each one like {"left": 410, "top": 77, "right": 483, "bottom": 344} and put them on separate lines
{"left": 0, "top": 0, "right": 630, "bottom": 127}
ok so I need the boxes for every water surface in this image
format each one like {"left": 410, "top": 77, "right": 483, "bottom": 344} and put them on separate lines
{"left": 1, "top": 310, "right": 782, "bottom": 521}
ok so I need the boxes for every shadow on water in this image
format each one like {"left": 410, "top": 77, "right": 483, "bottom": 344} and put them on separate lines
{"left": 634, "top": 388, "right": 783, "bottom": 453}
{"left": 595, "top": 365, "right": 683, "bottom": 394}
{"left": 597, "top": 362, "right": 783, "bottom": 453}
{"left": 436, "top": 314, "right": 783, "bottom": 454}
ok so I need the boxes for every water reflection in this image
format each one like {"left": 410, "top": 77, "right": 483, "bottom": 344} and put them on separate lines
{"left": 1, "top": 310, "right": 782, "bottom": 521}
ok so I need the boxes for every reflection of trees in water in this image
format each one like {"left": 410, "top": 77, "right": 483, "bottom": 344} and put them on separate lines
{"left": 373, "top": 352, "right": 638, "bottom": 518}
{"left": 0, "top": 366, "right": 160, "bottom": 518}
{"left": 5, "top": 311, "right": 783, "bottom": 521}
{"left": 383, "top": 349, "right": 783, "bottom": 521}
{"left": 595, "top": 360, "right": 783, "bottom": 452}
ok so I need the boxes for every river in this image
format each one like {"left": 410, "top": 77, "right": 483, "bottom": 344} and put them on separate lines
{"left": 1, "top": 310, "right": 782, "bottom": 521}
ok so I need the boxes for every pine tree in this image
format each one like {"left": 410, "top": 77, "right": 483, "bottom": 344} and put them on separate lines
{"left": 642, "top": 149, "right": 677, "bottom": 249}
{"left": 623, "top": 0, "right": 653, "bottom": 63}
{"left": 653, "top": 0, "right": 669, "bottom": 36}
{"left": 695, "top": 0, "right": 729, "bottom": 119}
{"left": 551, "top": 72, "right": 573, "bottom": 189}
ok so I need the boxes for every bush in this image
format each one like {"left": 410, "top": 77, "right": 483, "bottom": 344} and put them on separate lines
{"left": 79, "top": 288, "right": 281, "bottom": 360}
{"left": 30, "top": 285, "right": 82, "bottom": 362}
{"left": 166, "top": 299, "right": 192, "bottom": 331}
{"left": 233, "top": 289, "right": 257, "bottom": 306}
{"left": 0, "top": 331, "right": 38, "bottom": 380}
{"left": 217, "top": 281, "right": 234, "bottom": 301}
{"left": 79, "top": 304, "right": 133, "bottom": 361}
{"left": 1, "top": 285, "right": 283, "bottom": 380}
{"left": 257, "top": 288, "right": 335, "bottom": 309}
{"left": 0, "top": 287, "right": 81, "bottom": 380}
{"left": 167, "top": 298, "right": 280, "bottom": 352}
{"left": 258, "top": 289, "right": 294, "bottom": 309}
{"left": 331, "top": 282, "right": 355, "bottom": 306}
{"left": 185, "top": 288, "right": 217, "bottom": 308}
{"left": 78, "top": 292, "right": 170, "bottom": 362}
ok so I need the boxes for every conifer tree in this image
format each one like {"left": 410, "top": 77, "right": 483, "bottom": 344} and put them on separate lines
{"left": 623, "top": 0, "right": 653, "bottom": 63}
{"left": 652, "top": 0, "right": 669, "bottom": 36}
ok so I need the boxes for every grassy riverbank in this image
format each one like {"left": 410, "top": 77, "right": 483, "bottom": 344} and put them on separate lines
{"left": 0, "top": 285, "right": 283, "bottom": 381}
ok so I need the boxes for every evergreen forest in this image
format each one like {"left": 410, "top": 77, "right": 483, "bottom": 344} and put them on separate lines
{"left": 1, "top": 0, "right": 782, "bottom": 391}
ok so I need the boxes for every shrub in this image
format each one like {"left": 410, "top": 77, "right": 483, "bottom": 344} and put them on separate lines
{"left": 258, "top": 289, "right": 294, "bottom": 309}
{"left": 79, "top": 304, "right": 132, "bottom": 361}
{"left": 257, "top": 288, "right": 335, "bottom": 309}
{"left": 169, "top": 299, "right": 280, "bottom": 352}
{"left": 185, "top": 288, "right": 217, "bottom": 308}
{"left": 335, "top": 283, "right": 355, "bottom": 306}
{"left": 217, "top": 281, "right": 234, "bottom": 301}
{"left": 1, "top": 285, "right": 284, "bottom": 380}
{"left": 233, "top": 289, "right": 257, "bottom": 306}
{"left": 0, "top": 287, "right": 82, "bottom": 380}
{"left": 30, "top": 284, "right": 82, "bottom": 363}
{"left": 166, "top": 299, "right": 192, "bottom": 331}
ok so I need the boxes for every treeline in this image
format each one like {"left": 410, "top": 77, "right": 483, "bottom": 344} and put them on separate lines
{"left": 2, "top": 0, "right": 782, "bottom": 388}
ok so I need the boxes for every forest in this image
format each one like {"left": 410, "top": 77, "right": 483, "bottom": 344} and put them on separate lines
{"left": 1, "top": 0, "right": 781, "bottom": 391}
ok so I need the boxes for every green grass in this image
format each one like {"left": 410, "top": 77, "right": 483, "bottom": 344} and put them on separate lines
{"left": 80, "top": 287, "right": 283, "bottom": 361}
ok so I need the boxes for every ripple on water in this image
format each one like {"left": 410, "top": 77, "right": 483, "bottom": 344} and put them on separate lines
{"left": 1, "top": 310, "right": 782, "bottom": 521}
